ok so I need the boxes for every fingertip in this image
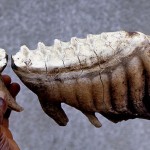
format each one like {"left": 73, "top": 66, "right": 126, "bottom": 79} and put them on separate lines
{"left": 0, "top": 94, "right": 7, "bottom": 115}
{"left": 2, "top": 75, "right": 11, "bottom": 86}
{"left": 8, "top": 83, "right": 20, "bottom": 97}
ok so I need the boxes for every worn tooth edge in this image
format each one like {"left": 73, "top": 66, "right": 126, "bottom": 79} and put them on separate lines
{"left": 38, "top": 42, "right": 47, "bottom": 54}
{"left": 20, "top": 45, "right": 30, "bottom": 56}
{"left": 54, "top": 39, "right": 61, "bottom": 46}
{"left": 54, "top": 39, "right": 62, "bottom": 54}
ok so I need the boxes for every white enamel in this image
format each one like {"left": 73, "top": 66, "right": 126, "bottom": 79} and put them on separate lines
{"left": 0, "top": 48, "right": 7, "bottom": 71}
{"left": 12, "top": 31, "right": 148, "bottom": 71}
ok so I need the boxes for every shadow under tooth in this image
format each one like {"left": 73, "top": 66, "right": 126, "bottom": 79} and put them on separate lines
{"left": 140, "top": 47, "right": 150, "bottom": 97}
{"left": 127, "top": 56, "right": 147, "bottom": 114}
{"left": 142, "top": 70, "right": 150, "bottom": 113}
{"left": 101, "top": 66, "right": 139, "bottom": 124}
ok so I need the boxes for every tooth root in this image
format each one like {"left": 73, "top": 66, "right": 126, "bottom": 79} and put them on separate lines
{"left": 83, "top": 112, "right": 102, "bottom": 128}
{"left": 40, "top": 100, "right": 69, "bottom": 126}
{"left": 127, "top": 57, "right": 147, "bottom": 114}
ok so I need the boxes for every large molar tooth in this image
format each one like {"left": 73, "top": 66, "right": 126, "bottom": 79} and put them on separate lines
{"left": 12, "top": 31, "right": 150, "bottom": 127}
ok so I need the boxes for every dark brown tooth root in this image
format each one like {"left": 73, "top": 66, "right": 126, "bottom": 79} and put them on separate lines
{"left": 59, "top": 79, "right": 79, "bottom": 108}
{"left": 39, "top": 99, "right": 69, "bottom": 126}
{"left": 127, "top": 56, "right": 147, "bottom": 114}
{"left": 111, "top": 65, "right": 129, "bottom": 114}
{"left": 75, "top": 78, "right": 95, "bottom": 112}
{"left": 140, "top": 47, "right": 150, "bottom": 96}
{"left": 92, "top": 73, "right": 113, "bottom": 113}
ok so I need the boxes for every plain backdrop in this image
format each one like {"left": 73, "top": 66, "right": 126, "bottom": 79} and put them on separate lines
{"left": 0, "top": 0, "right": 150, "bottom": 150}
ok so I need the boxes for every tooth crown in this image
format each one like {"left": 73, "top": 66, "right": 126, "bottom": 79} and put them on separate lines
{"left": 12, "top": 31, "right": 150, "bottom": 127}
{"left": 12, "top": 31, "right": 147, "bottom": 73}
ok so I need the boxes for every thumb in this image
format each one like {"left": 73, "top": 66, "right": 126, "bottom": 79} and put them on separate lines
{"left": 0, "top": 91, "right": 7, "bottom": 124}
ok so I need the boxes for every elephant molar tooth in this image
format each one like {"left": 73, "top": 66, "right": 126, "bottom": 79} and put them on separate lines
{"left": 12, "top": 31, "right": 150, "bottom": 127}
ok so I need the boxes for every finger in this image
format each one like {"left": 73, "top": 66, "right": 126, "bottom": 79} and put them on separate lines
{"left": 8, "top": 83, "right": 20, "bottom": 98}
{"left": 4, "top": 108, "right": 11, "bottom": 119}
{"left": 0, "top": 97, "right": 7, "bottom": 114}
{"left": 2, "top": 75, "right": 11, "bottom": 87}
{"left": 0, "top": 92, "right": 7, "bottom": 124}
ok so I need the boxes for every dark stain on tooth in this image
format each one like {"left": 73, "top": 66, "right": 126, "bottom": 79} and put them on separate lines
{"left": 127, "top": 32, "right": 138, "bottom": 37}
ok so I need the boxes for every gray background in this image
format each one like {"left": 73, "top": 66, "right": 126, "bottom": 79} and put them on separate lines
{"left": 0, "top": 0, "right": 150, "bottom": 149}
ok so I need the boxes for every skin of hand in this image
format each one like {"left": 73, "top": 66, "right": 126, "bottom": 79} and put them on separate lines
{"left": 0, "top": 75, "right": 20, "bottom": 150}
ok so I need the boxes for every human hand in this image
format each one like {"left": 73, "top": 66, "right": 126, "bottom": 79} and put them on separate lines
{"left": 0, "top": 75, "right": 20, "bottom": 150}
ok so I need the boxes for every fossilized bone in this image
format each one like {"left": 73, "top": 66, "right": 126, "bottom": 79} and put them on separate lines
{"left": 0, "top": 49, "right": 23, "bottom": 112}
{"left": 12, "top": 31, "right": 150, "bottom": 127}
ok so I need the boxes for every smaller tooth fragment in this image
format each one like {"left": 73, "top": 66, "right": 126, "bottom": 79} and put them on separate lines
{"left": 0, "top": 49, "right": 23, "bottom": 112}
